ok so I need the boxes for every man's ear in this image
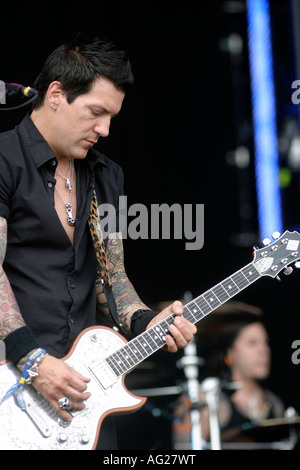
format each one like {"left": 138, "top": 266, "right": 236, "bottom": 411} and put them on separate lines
{"left": 46, "top": 81, "right": 64, "bottom": 110}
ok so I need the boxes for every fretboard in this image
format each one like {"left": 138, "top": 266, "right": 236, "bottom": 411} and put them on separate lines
{"left": 105, "top": 262, "right": 261, "bottom": 378}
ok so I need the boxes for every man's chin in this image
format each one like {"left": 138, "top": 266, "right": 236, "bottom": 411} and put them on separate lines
{"left": 72, "top": 148, "right": 89, "bottom": 160}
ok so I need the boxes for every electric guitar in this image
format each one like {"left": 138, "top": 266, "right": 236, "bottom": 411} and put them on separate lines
{"left": 0, "top": 230, "right": 299, "bottom": 450}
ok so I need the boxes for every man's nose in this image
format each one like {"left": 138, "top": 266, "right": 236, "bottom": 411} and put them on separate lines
{"left": 93, "top": 116, "right": 111, "bottom": 137}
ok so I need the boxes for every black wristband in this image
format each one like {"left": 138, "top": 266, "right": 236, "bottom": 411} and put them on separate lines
{"left": 131, "top": 309, "right": 158, "bottom": 337}
{"left": 3, "top": 326, "right": 41, "bottom": 366}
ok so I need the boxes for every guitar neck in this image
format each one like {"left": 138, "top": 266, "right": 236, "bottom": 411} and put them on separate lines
{"left": 105, "top": 261, "right": 261, "bottom": 377}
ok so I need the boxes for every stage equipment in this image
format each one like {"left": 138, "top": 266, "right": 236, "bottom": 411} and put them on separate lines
{"left": 246, "top": 0, "right": 283, "bottom": 240}
{"left": 0, "top": 82, "right": 38, "bottom": 110}
{"left": 177, "top": 339, "right": 204, "bottom": 450}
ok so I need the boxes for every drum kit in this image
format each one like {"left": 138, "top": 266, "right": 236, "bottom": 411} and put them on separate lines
{"left": 124, "top": 301, "right": 300, "bottom": 450}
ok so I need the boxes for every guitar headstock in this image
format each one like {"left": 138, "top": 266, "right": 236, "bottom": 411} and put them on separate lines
{"left": 253, "top": 230, "right": 300, "bottom": 278}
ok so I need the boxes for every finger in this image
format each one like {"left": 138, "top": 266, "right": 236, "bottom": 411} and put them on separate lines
{"left": 168, "top": 323, "right": 188, "bottom": 349}
{"left": 34, "top": 380, "right": 91, "bottom": 421}
{"left": 164, "top": 333, "right": 178, "bottom": 353}
{"left": 63, "top": 387, "right": 91, "bottom": 404}
{"left": 51, "top": 391, "right": 90, "bottom": 421}
{"left": 73, "top": 370, "right": 91, "bottom": 385}
{"left": 62, "top": 363, "right": 91, "bottom": 389}
{"left": 70, "top": 398, "right": 89, "bottom": 411}
{"left": 51, "top": 398, "right": 73, "bottom": 422}
{"left": 173, "top": 316, "right": 197, "bottom": 341}
{"left": 170, "top": 300, "right": 184, "bottom": 316}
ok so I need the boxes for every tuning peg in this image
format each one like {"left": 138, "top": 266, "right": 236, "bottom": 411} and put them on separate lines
{"left": 283, "top": 267, "right": 293, "bottom": 276}
{"left": 295, "top": 262, "right": 300, "bottom": 269}
{"left": 272, "top": 231, "right": 281, "bottom": 240}
{"left": 262, "top": 238, "right": 271, "bottom": 246}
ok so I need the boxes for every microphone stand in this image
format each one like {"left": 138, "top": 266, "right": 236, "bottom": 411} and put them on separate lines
{"left": 178, "top": 338, "right": 204, "bottom": 450}
{"left": 200, "top": 377, "right": 222, "bottom": 450}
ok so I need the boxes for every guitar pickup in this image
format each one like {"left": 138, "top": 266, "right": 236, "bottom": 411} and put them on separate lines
{"left": 87, "top": 360, "right": 118, "bottom": 390}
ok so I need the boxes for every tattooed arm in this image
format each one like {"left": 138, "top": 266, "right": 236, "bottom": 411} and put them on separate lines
{"left": 0, "top": 217, "right": 36, "bottom": 370}
{"left": 96, "top": 232, "right": 197, "bottom": 351}
{"left": 0, "top": 216, "right": 26, "bottom": 341}
{"left": 0, "top": 216, "right": 90, "bottom": 421}
{"left": 96, "top": 232, "right": 151, "bottom": 335}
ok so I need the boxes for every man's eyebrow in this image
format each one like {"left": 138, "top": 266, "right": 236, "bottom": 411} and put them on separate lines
{"left": 89, "top": 104, "right": 118, "bottom": 117}
{"left": 90, "top": 105, "right": 108, "bottom": 112}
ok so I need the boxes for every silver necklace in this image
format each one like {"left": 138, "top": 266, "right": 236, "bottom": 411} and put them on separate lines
{"left": 55, "top": 159, "right": 76, "bottom": 226}
{"left": 56, "top": 161, "right": 73, "bottom": 190}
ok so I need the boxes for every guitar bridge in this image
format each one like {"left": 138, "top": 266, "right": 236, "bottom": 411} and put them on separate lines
{"left": 22, "top": 386, "right": 56, "bottom": 438}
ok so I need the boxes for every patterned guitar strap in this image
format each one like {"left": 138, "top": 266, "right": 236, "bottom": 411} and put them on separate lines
{"left": 88, "top": 186, "right": 111, "bottom": 287}
{"left": 88, "top": 187, "right": 127, "bottom": 335}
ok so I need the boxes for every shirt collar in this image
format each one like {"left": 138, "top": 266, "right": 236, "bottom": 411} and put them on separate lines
{"left": 17, "top": 114, "right": 107, "bottom": 169}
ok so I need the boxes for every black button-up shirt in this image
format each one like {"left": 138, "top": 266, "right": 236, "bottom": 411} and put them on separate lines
{"left": 0, "top": 114, "right": 124, "bottom": 358}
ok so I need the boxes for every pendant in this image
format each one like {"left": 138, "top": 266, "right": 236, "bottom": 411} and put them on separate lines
{"left": 65, "top": 178, "right": 72, "bottom": 190}
{"left": 66, "top": 203, "right": 76, "bottom": 226}
{"left": 67, "top": 216, "right": 76, "bottom": 226}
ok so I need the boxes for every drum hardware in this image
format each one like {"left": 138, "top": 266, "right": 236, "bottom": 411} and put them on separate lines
{"left": 131, "top": 385, "right": 184, "bottom": 397}
{"left": 176, "top": 338, "right": 204, "bottom": 450}
{"left": 200, "top": 377, "right": 221, "bottom": 450}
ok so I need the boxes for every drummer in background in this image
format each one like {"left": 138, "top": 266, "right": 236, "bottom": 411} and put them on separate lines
{"left": 172, "top": 302, "right": 286, "bottom": 447}
{"left": 202, "top": 313, "right": 285, "bottom": 439}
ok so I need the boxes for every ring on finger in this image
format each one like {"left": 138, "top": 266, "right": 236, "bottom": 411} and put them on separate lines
{"left": 58, "top": 396, "right": 72, "bottom": 411}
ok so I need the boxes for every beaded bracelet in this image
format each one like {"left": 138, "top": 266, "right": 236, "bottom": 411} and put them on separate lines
{"left": 0, "top": 348, "right": 47, "bottom": 405}
{"left": 25, "top": 350, "right": 48, "bottom": 384}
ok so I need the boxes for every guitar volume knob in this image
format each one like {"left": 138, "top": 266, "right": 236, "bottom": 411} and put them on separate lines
{"left": 57, "top": 433, "right": 68, "bottom": 443}
{"left": 79, "top": 434, "right": 90, "bottom": 445}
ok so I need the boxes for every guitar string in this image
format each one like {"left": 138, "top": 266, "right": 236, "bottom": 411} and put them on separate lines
{"left": 105, "top": 247, "right": 297, "bottom": 376}
{"left": 106, "top": 265, "right": 256, "bottom": 376}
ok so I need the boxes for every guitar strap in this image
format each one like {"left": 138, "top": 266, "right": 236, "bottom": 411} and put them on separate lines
{"left": 88, "top": 186, "right": 111, "bottom": 287}
{"left": 88, "top": 187, "right": 126, "bottom": 335}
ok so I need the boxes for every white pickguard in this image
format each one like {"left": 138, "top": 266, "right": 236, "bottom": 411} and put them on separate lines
{"left": 0, "top": 327, "right": 144, "bottom": 450}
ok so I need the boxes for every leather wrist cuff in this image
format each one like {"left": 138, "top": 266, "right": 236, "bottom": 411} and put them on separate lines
{"left": 130, "top": 309, "right": 158, "bottom": 337}
{"left": 3, "top": 326, "right": 41, "bottom": 366}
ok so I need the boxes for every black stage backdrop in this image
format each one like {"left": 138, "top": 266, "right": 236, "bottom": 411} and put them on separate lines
{"left": 1, "top": 0, "right": 300, "bottom": 449}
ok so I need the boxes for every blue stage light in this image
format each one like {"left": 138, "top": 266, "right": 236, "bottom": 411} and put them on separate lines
{"left": 247, "top": 0, "right": 283, "bottom": 240}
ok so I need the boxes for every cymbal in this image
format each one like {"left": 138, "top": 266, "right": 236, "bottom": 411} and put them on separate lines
{"left": 221, "top": 416, "right": 300, "bottom": 443}
{"left": 196, "top": 301, "right": 263, "bottom": 337}
{"left": 256, "top": 416, "right": 300, "bottom": 427}
{"left": 155, "top": 299, "right": 264, "bottom": 337}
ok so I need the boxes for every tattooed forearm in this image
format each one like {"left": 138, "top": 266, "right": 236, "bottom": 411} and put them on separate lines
{"left": 0, "top": 217, "right": 25, "bottom": 340}
{"left": 0, "top": 270, "right": 25, "bottom": 340}
{"left": 104, "top": 233, "right": 150, "bottom": 334}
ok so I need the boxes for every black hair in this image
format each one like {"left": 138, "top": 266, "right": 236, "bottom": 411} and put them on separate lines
{"left": 202, "top": 302, "right": 266, "bottom": 380}
{"left": 33, "top": 34, "right": 134, "bottom": 109}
